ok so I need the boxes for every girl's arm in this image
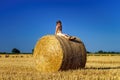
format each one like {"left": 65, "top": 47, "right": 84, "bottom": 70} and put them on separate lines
{"left": 55, "top": 26, "right": 58, "bottom": 35}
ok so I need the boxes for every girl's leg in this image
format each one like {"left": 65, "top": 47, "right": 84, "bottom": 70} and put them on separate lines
{"left": 56, "top": 33, "right": 76, "bottom": 40}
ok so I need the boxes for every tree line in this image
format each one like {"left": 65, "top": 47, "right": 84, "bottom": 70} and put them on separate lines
{"left": 0, "top": 48, "right": 34, "bottom": 54}
{"left": 0, "top": 48, "right": 120, "bottom": 54}
{"left": 87, "top": 50, "right": 120, "bottom": 54}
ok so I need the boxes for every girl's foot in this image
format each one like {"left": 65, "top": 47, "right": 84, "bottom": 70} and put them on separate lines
{"left": 69, "top": 36, "right": 76, "bottom": 40}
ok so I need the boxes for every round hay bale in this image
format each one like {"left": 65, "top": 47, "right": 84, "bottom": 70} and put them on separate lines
{"left": 33, "top": 35, "right": 86, "bottom": 72}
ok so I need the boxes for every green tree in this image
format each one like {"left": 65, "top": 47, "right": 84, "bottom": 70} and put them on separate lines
{"left": 87, "top": 51, "right": 91, "bottom": 54}
{"left": 12, "top": 48, "right": 20, "bottom": 53}
{"left": 32, "top": 48, "right": 34, "bottom": 53}
{"left": 98, "top": 50, "right": 104, "bottom": 53}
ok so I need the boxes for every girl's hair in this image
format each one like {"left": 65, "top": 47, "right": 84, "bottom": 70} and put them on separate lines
{"left": 56, "top": 20, "right": 62, "bottom": 24}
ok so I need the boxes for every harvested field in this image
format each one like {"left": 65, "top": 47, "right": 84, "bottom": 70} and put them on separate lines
{"left": 0, "top": 54, "right": 119, "bottom": 80}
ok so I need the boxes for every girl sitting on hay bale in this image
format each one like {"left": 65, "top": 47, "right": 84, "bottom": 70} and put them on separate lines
{"left": 55, "top": 20, "right": 76, "bottom": 40}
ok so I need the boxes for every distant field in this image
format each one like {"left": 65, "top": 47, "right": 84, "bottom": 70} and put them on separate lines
{"left": 0, "top": 54, "right": 120, "bottom": 80}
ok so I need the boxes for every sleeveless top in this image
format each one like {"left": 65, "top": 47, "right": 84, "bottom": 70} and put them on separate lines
{"left": 57, "top": 26, "right": 62, "bottom": 33}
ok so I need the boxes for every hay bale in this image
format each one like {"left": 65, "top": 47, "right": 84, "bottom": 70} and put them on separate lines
{"left": 33, "top": 35, "right": 86, "bottom": 72}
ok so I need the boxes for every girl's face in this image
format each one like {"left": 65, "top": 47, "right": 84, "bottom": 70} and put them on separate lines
{"left": 57, "top": 23, "right": 62, "bottom": 27}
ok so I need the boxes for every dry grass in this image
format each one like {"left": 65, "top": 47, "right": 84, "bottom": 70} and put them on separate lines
{"left": 0, "top": 54, "right": 119, "bottom": 80}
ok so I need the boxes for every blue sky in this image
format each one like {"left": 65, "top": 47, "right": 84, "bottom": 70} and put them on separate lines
{"left": 0, "top": 0, "right": 120, "bottom": 53}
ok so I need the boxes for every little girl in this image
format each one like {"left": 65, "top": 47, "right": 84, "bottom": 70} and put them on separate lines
{"left": 55, "top": 20, "right": 76, "bottom": 40}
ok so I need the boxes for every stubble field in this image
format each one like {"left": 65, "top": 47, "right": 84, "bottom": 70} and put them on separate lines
{"left": 0, "top": 54, "right": 120, "bottom": 80}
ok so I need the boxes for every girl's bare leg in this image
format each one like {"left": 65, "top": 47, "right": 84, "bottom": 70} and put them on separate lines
{"left": 57, "top": 33, "right": 76, "bottom": 40}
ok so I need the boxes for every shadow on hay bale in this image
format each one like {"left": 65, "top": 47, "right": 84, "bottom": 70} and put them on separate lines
{"left": 34, "top": 35, "right": 87, "bottom": 72}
